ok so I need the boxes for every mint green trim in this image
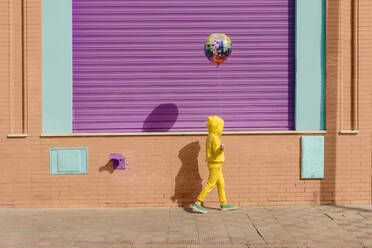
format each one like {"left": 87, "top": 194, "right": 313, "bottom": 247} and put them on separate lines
{"left": 301, "top": 136, "right": 324, "bottom": 179}
{"left": 50, "top": 148, "right": 88, "bottom": 175}
{"left": 321, "top": 0, "right": 326, "bottom": 130}
{"left": 42, "top": 0, "right": 72, "bottom": 133}
{"left": 295, "top": 0, "right": 326, "bottom": 131}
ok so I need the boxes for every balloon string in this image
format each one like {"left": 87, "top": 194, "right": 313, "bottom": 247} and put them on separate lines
{"left": 218, "top": 65, "right": 222, "bottom": 116}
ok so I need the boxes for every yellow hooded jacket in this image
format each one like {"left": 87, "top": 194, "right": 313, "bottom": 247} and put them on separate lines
{"left": 206, "top": 116, "right": 224, "bottom": 163}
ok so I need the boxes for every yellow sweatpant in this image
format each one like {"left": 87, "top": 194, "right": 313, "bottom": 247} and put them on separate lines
{"left": 197, "top": 162, "right": 227, "bottom": 203}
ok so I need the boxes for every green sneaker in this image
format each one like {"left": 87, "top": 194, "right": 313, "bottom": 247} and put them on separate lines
{"left": 192, "top": 203, "right": 208, "bottom": 214}
{"left": 220, "top": 203, "right": 237, "bottom": 211}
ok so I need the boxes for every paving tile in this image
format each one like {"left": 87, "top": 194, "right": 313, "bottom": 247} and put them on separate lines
{"left": 2, "top": 206, "right": 372, "bottom": 248}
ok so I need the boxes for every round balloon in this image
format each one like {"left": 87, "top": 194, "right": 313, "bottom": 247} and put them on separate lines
{"left": 204, "top": 33, "right": 232, "bottom": 66}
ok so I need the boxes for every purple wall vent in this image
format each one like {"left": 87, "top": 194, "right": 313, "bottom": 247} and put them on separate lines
{"left": 109, "top": 153, "right": 125, "bottom": 170}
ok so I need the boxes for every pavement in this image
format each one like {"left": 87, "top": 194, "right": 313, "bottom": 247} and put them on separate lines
{"left": 2, "top": 205, "right": 372, "bottom": 248}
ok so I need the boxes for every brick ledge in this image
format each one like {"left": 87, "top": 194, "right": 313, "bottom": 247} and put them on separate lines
{"left": 40, "top": 131, "right": 327, "bottom": 137}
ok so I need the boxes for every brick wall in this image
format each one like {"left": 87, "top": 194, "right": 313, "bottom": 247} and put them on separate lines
{"left": 0, "top": 0, "right": 371, "bottom": 208}
{"left": 333, "top": 0, "right": 372, "bottom": 204}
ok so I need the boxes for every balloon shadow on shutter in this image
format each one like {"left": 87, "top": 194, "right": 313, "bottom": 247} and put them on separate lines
{"left": 142, "top": 104, "right": 179, "bottom": 132}
{"left": 171, "top": 141, "right": 202, "bottom": 208}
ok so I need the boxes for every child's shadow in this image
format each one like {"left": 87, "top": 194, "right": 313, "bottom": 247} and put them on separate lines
{"left": 171, "top": 141, "right": 202, "bottom": 207}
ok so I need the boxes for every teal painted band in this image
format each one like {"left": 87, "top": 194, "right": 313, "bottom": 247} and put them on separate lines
{"left": 295, "top": 0, "right": 326, "bottom": 131}
{"left": 50, "top": 148, "right": 88, "bottom": 175}
{"left": 42, "top": 0, "right": 72, "bottom": 133}
{"left": 301, "top": 136, "right": 324, "bottom": 179}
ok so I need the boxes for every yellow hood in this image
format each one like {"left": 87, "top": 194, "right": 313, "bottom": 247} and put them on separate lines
{"left": 207, "top": 116, "right": 224, "bottom": 136}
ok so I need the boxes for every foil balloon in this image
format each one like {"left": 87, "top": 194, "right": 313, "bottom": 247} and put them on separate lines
{"left": 204, "top": 33, "right": 232, "bottom": 66}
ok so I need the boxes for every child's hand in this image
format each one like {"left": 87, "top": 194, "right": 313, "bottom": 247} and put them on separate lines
{"left": 220, "top": 144, "right": 225, "bottom": 151}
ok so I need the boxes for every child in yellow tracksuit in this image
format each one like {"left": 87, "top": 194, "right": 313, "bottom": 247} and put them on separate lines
{"left": 192, "top": 116, "right": 236, "bottom": 213}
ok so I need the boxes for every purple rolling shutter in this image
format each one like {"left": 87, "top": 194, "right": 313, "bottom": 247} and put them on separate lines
{"left": 73, "top": 0, "right": 295, "bottom": 132}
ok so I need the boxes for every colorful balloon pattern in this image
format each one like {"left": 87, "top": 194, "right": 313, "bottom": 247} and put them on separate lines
{"left": 204, "top": 33, "right": 232, "bottom": 66}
